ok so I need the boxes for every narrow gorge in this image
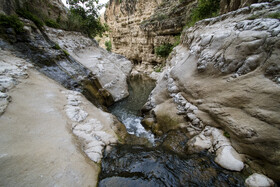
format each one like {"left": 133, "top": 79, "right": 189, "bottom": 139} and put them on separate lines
{"left": 0, "top": 0, "right": 279, "bottom": 186}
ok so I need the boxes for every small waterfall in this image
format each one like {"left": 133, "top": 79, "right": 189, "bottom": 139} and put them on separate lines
{"left": 109, "top": 74, "right": 156, "bottom": 143}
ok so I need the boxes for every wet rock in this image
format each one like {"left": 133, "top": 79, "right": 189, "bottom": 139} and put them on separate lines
{"left": 161, "top": 130, "right": 189, "bottom": 155}
{"left": 245, "top": 173, "right": 275, "bottom": 187}
{"left": 141, "top": 117, "right": 155, "bottom": 129}
{"left": 99, "top": 145, "right": 245, "bottom": 187}
{"left": 153, "top": 99, "right": 186, "bottom": 134}
{"left": 45, "top": 27, "right": 133, "bottom": 102}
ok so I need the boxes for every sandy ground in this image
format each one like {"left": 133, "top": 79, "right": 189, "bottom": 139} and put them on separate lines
{"left": 0, "top": 69, "right": 99, "bottom": 186}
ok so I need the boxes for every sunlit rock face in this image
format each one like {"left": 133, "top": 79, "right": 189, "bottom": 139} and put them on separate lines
{"left": 104, "top": 0, "right": 197, "bottom": 65}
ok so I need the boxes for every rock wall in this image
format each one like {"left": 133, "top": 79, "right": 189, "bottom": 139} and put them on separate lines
{"left": 104, "top": 0, "right": 196, "bottom": 66}
{"left": 0, "top": 0, "right": 67, "bottom": 22}
{"left": 142, "top": 1, "right": 280, "bottom": 182}
{"left": 105, "top": 0, "right": 271, "bottom": 70}
{"left": 45, "top": 27, "right": 133, "bottom": 102}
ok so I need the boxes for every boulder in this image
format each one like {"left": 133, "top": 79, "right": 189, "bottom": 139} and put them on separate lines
{"left": 245, "top": 173, "right": 275, "bottom": 187}
{"left": 45, "top": 27, "right": 133, "bottom": 102}
{"left": 144, "top": 2, "right": 280, "bottom": 181}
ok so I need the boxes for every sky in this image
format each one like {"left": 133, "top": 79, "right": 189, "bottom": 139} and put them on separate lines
{"left": 61, "top": 0, "right": 109, "bottom": 14}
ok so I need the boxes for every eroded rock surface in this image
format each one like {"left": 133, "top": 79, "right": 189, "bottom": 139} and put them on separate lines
{"left": 0, "top": 50, "right": 100, "bottom": 186}
{"left": 0, "top": 49, "right": 30, "bottom": 115}
{"left": 0, "top": 47, "right": 127, "bottom": 186}
{"left": 45, "top": 27, "right": 132, "bottom": 101}
{"left": 62, "top": 90, "right": 121, "bottom": 163}
{"left": 143, "top": 1, "right": 280, "bottom": 182}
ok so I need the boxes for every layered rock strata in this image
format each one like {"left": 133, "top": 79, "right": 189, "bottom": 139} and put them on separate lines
{"left": 0, "top": 0, "right": 67, "bottom": 22}
{"left": 143, "top": 1, "right": 280, "bottom": 182}
{"left": 104, "top": 0, "right": 196, "bottom": 66}
{"left": 104, "top": 0, "right": 263, "bottom": 70}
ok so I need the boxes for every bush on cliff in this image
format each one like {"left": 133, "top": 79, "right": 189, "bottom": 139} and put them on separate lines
{"left": 188, "top": 0, "right": 220, "bottom": 27}
{"left": 45, "top": 19, "right": 60, "bottom": 28}
{"left": 105, "top": 40, "right": 112, "bottom": 51}
{"left": 66, "top": 0, "right": 108, "bottom": 38}
{"left": 155, "top": 43, "right": 173, "bottom": 58}
{"left": 16, "top": 9, "right": 44, "bottom": 28}
{"left": 0, "top": 14, "right": 24, "bottom": 33}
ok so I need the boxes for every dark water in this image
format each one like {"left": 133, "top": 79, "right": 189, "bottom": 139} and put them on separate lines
{"left": 109, "top": 75, "right": 156, "bottom": 141}
{"left": 99, "top": 75, "right": 246, "bottom": 187}
{"left": 99, "top": 145, "right": 245, "bottom": 187}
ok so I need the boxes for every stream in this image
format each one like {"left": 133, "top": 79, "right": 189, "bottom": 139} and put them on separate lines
{"left": 109, "top": 75, "right": 156, "bottom": 143}
{"left": 98, "top": 75, "right": 246, "bottom": 186}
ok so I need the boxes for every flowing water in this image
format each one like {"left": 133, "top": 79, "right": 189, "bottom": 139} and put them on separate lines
{"left": 99, "top": 75, "right": 246, "bottom": 187}
{"left": 109, "top": 75, "right": 156, "bottom": 142}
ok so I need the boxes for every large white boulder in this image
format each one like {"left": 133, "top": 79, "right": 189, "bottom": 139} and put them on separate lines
{"left": 245, "top": 173, "right": 275, "bottom": 187}
{"left": 215, "top": 146, "right": 244, "bottom": 171}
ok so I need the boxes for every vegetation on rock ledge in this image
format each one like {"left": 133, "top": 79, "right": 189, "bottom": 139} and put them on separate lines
{"left": 155, "top": 35, "right": 180, "bottom": 58}
{"left": 187, "top": 0, "right": 220, "bottom": 27}
{"left": 66, "top": 0, "right": 108, "bottom": 38}
{"left": 16, "top": 8, "right": 45, "bottom": 28}
{"left": 155, "top": 43, "right": 174, "bottom": 58}
{"left": 0, "top": 14, "right": 24, "bottom": 33}
{"left": 105, "top": 40, "right": 112, "bottom": 51}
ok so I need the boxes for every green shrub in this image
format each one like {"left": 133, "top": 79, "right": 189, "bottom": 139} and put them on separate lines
{"left": 0, "top": 14, "right": 24, "bottom": 33}
{"left": 155, "top": 43, "right": 173, "bottom": 58}
{"left": 66, "top": 1, "right": 108, "bottom": 38}
{"left": 187, "top": 0, "right": 220, "bottom": 27}
{"left": 266, "top": 12, "right": 280, "bottom": 19}
{"left": 247, "top": 14, "right": 260, "bottom": 20}
{"left": 16, "top": 9, "right": 44, "bottom": 28}
{"left": 173, "top": 35, "right": 181, "bottom": 47}
{"left": 224, "top": 131, "right": 230, "bottom": 138}
{"left": 52, "top": 43, "right": 61, "bottom": 50}
{"left": 45, "top": 19, "right": 60, "bottom": 28}
{"left": 105, "top": 40, "right": 112, "bottom": 51}
{"left": 155, "top": 14, "right": 168, "bottom": 21}
{"left": 63, "top": 49, "right": 70, "bottom": 56}
{"left": 154, "top": 64, "right": 163, "bottom": 72}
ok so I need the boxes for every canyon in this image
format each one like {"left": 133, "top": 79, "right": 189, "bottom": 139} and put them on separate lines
{"left": 0, "top": 0, "right": 280, "bottom": 186}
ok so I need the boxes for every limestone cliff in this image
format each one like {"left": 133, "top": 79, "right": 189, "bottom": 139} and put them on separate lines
{"left": 0, "top": 0, "right": 67, "bottom": 22}
{"left": 143, "top": 1, "right": 280, "bottom": 182}
{"left": 105, "top": 0, "right": 196, "bottom": 66}
{"left": 104, "top": 0, "right": 265, "bottom": 69}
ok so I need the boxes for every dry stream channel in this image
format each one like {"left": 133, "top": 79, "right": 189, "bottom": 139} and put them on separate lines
{"left": 98, "top": 75, "right": 246, "bottom": 186}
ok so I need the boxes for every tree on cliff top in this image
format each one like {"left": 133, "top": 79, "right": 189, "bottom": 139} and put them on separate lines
{"left": 66, "top": 0, "right": 107, "bottom": 38}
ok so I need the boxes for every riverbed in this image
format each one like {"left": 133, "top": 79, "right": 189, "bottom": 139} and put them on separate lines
{"left": 98, "top": 75, "right": 246, "bottom": 186}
